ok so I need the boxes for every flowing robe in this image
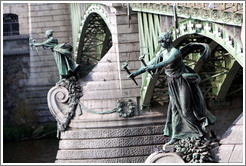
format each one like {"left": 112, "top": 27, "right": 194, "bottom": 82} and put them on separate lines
{"left": 162, "top": 49, "right": 216, "bottom": 139}
{"left": 36, "top": 37, "right": 77, "bottom": 79}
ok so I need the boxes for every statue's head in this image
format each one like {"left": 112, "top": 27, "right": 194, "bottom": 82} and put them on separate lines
{"left": 45, "top": 30, "right": 53, "bottom": 38}
{"left": 158, "top": 32, "right": 173, "bottom": 48}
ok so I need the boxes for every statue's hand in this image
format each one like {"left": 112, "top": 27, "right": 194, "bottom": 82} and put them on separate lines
{"left": 128, "top": 73, "right": 134, "bottom": 78}
{"left": 145, "top": 65, "right": 155, "bottom": 72}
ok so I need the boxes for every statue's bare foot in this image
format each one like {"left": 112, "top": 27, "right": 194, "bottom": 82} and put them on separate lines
{"left": 168, "top": 138, "right": 178, "bottom": 145}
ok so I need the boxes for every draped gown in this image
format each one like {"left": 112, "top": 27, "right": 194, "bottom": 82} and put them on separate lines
{"left": 161, "top": 48, "right": 216, "bottom": 140}
{"left": 36, "top": 37, "right": 77, "bottom": 79}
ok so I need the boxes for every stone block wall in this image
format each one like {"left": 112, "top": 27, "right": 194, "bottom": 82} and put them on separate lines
{"left": 3, "top": 3, "right": 73, "bottom": 123}
{"left": 3, "top": 35, "right": 30, "bottom": 124}
{"left": 78, "top": 45, "right": 122, "bottom": 120}
{"left": 28, "top": 3, "right": 72, "bottom": 85}
{"left": 26, "top": 3, "right": 73, "bottom": 122}
{"left": 3, "top": 3, "right": 30, "bottom": 35}
{"left": 3, "top": 3, "right": 31, "bottom": 124}
{"left": 76, "top": 4, "right": 144, "bottom": 121}
{"left": 115, "top": 6, "right": 142, "bottom": 100}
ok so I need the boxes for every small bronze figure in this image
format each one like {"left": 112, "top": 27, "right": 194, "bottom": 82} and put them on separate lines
{"left": 128, "top": 32, "right": 216, "bottom": 145}
{"left": 30, "top": 30, "right": 78, "bottom": 81}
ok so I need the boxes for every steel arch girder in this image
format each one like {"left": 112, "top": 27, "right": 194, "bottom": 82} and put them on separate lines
{"left": 171, "top": 19, "right": 243, "bottom": 67}
{"left": 216, "top": 60, "right": 241, "bottom": 100}
{"left": 140, "top": 18, "right": 243, "bottom": 109}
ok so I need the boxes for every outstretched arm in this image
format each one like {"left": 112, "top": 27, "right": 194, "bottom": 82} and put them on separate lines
{"left": 129, "top": 55, "right": 159, "bottom": 78}
{"left": 130, "top": 49, "right": 179, "bottom": 78}
{"left": 32, "top": 38, "right": 53, "bottom": 47}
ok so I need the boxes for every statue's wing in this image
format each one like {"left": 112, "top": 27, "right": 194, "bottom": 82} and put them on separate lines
{"left": 180, "top": 43, "right": 211, "bottom": 60}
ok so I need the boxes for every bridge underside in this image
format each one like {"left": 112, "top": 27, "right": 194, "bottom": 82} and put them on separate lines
{"left": 151, "top": 34, "right": 243, "bottom": 107}
{"left": 137, "top": 14, "right": 243, "bottom": 109}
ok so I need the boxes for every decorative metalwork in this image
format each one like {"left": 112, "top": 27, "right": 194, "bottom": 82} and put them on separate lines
{"left": 72, "top": 4, "right": 112, "bottom": 63}
{"left": 183, "top": 7, "right": 190, "bottom": 16}
{"left": 138, "top": 17, "right": 243, "bottom": 108}
{"left": 131, "top": 3, "right": 243, "bottom": 26}
{"left": 116, "top": 99, "right": 136, "bottom": 118}
{"left": 71, "top": 4, "right": 112, "bottom": 77}
{"left": 233, "top": 13, "right": 243, "bottom": 24}
{"left": 77, "top": 13, "right": 112, "bottom": 65}
{"left": 137, "top": 12, "right": 162, "bottom": 109}
{"left": 222, "top": 12, "right": 232, "bottom": 23}
{"left": 190, "top": 8, "right": 200, "bottom": 17}
{"left": 172, "top": 19, "right": 243, "bottom": 66}
{"left": 211, "top": 9, "right": 220, "bottom": 21}
{"left": 201, "top": 9, "right": 210, "bottom": 19}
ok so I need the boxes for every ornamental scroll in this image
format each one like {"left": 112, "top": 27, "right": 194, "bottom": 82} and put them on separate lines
{"left": 47, "top": 76, "right": 136, "bottom": 138}
{"left": 47, "top": 76, "right": 83, "bottom": 138}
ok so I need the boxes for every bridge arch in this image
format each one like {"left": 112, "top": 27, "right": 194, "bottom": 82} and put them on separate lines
{"left": 141, "top": 19, "right": 243, "bottom": 109}
{"left": 171, "top": 19, "right": 243, "bottom": 66}
{"left": 75, "top": 4, "right": 113, "bottom": 76}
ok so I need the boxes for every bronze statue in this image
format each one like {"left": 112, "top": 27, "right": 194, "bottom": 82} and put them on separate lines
{"left": 128, "top": 32, "right": 216, "bottom": 145}
{"left": 30, "top": 30, "right": 78, "bottom": 81}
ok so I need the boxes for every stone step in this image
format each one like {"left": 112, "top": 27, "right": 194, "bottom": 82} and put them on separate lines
{"left": 56, "top": 155, "right": 148, "bottom": 163}
{"left": 56, "top": 145, "right": 159, "bottom": 160}
{"left": 61, "top": 125, "right": 165, "bottom": 140}
{"left": 70, "top": 118, "right": 165, "bottom": 129}
{"left": 70, "top": 112, "right": 166, "bottom": 128}
{"left": 59, "top": 134, "right": 166, "bottom": 149}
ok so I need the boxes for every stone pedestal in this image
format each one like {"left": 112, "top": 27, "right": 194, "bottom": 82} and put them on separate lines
{"left": 145, "top": 152, "right": 184, "bottom": 163}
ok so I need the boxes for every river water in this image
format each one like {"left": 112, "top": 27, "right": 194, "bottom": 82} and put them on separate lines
{"left": 3, "top": 138, "right": 59, "bottom": 163}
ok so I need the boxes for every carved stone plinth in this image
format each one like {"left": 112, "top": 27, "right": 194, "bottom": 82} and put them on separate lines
{"left": 145, "top": 152, "right": 184, "bottom": 163}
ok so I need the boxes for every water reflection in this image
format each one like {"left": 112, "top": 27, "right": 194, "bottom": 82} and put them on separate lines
{"left": 3, "top": 138, "right": 59, "bottom": 163}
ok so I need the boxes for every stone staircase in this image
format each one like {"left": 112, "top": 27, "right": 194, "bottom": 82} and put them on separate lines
{"left": 53, "top": 42, "right": 169, "bottom": 163}
{"left": 56, "top": 112, "right": 168, "bottom": 163}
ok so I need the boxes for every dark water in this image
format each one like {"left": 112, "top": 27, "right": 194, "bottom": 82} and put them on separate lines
{"left": 3, "top": 138, "right": 59, "bottom": 163}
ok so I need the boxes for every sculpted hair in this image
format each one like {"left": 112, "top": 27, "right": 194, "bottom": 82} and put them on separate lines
{"left": 45, "top": 30, "right": 54, "bottom": 37}
{"left": 158, "top": 31, "right": 173, "bottom": 43}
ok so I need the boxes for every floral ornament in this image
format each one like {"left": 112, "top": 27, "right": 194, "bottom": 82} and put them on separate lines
{"left": 222, "top": 12, "right": 231, "bottom": 22}
{"left": 174, "top": 137, "right": 216, "bottom": 163}
{"left": 116, "top": 99, "right": 135, "bottom": 118}
{"left": 233, "top": 13, "right": 243, "bottom": 24}
{"left": 211, "top": 9, "right": 220, "bottom": 21}
{"left": 58, "top": 76, "right": 83, "bottom": 118}
{"left": 190, "top": 8, "right": 200, "bottom": 17}
{"left": 50, "top": 76, "right": 83, "bottom": 138}
{"left": 201, "top": 9, "right": 210, "bottom": 19}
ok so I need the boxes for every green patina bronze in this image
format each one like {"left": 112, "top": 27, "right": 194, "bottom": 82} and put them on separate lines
{"left": 79, "top": 99, "right": 136, "bottom": 118}
{"left": 30, "top": 30, "right": 77, "bottom": 80}
{"left": 128, "top": 31, "right": 216, "bottom": 145}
